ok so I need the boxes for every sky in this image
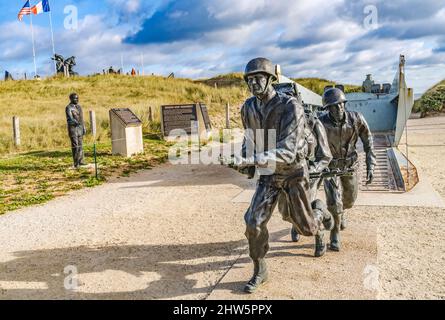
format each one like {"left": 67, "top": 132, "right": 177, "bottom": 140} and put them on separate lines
{"left": 0, "top": 0, "right": 444, "bottom": 94}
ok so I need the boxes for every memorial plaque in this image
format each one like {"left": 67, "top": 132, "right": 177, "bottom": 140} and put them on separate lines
{"left": 110, "top": 108, "right": 142, "bottom": 126}
{"left": 161, "top": 104, "right": 198, "bottom": 136}
{"left": 109, "top": 108, "right": 144, "bottom": 157}
{"left": 161, "top": 103, "right": 213, "bottom": 141}
{"left": 199, "top": 104, "right": 212, "bottom": 130}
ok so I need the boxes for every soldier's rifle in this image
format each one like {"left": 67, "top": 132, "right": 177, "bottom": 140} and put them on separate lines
{"left": 309, "top": 168, "right": 355, "bottom": 180}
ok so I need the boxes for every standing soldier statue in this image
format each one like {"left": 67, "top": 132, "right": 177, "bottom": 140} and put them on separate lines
{"left": 229, "top": 58, "right": 334, "bottom": 293}
{"left": 319, "top": 88, "right": 376, "bottom": 252}
{"left": 66, "top": 93, "right": 86, "bottom": 169}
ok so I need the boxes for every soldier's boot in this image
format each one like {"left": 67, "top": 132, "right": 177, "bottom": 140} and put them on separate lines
{"left": 244, "top": 259, "right": 268, "bottom": 294}
{"left": 290, "top": 227, "right": 300, "bottom": 242}
{"left": 314, "top": 231, "right": 327, "bottom": 257}
{"left": 312, "top": 199, "right": 334, "bottom": 231}
{"left": 329, "top": 214, "right": 342, "bottom": 252}
{"left": 340, "top": 214, "right": 347, "bottom": 231}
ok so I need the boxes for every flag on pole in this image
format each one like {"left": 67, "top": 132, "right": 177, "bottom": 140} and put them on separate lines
{"left": 18, "top": 0, "right": 31, "bottom": 21}
{"left": 31, "top": 0, "right": 51, "bottom": 15}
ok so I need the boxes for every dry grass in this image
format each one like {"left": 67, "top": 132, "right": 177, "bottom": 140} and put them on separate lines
{"left": 0, "top": 74, "right": 250, "bottom": 155}
{"left": 0, "top": 73, "right": 357, "bottom": 214}
{"left": 293, "top": 78, "right": 362, "bottom": 95}
{"left": 0, "top": 74, "right": 249, "bottom": 214}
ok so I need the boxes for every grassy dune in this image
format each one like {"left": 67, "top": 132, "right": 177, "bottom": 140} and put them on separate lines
{"left": 414, "top": 79, "right": 445, "bottom": 114}
{"left": 0, "top": 74, "right": 249, "bottom": 214}
{"left": 0, "top": 74, "right": 250, "bottom": 155}
{"left": 199, "top": 73, "right": 362, "bottom": 96}
{"left": 0, "top": 73, "right": 359, "bottom": 214}
{"left": 292, "top": 78, "right": 362, "bottom": 95}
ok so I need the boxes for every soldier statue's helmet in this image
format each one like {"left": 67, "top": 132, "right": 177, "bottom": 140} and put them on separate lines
{"left": 322, "top": 87, "right": 347, "bottom": 108}
{"left": 244, "top": 57, "right": 277, "bottom": 82}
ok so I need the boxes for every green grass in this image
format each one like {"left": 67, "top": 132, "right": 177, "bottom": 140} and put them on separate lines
{"left": 0, "top": 135, "right": 170, "bottom": 215}
{"left": 414, "top": 80, "right": 445, "bottom": 114}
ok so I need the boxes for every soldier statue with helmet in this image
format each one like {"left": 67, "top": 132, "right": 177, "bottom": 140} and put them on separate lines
{"left": 225, "top": 57, "right": 334, "bottom": 293}
{"left": 319, "top": 87, "right": 376, "bottom": 252}
{"left": 273, "top": 83, "right": 333, "bottom": 246}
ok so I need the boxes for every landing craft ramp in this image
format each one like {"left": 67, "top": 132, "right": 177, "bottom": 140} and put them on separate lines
{"left": 358, "top": 134, "right": 400, "bottom": 192}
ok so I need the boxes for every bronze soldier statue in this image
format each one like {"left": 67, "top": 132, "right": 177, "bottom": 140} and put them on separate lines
{"left": 284, "top": 106, "right": 333, "bottom": 245}
{"left": 319, "top": 88, "right": 376, "bottom": 252}
{"left": 65, "top": 93, "right": 86, "bottom": 168}
{"left": 233, "top": 58, "right": 334, "bottom": 293}
{"left": 272, "top": 84, "right": 333, "bottom": 250}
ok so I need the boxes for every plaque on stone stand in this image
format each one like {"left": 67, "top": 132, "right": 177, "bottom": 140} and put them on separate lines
{"left": 109, "top": 108, "right": 144, "bottom": 157}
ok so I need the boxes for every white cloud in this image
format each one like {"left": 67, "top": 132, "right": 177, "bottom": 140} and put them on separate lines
{"left": 1, "top": 0, "right": 444, "bottom": 93}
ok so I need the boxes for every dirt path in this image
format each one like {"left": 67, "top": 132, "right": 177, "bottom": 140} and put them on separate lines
{"left": 0, "top": 117, "right": 444, "bottom": 300}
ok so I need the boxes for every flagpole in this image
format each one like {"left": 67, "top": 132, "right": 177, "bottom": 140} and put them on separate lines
{"left": 29, "top": 12, "right": 37, "bottom": 78}
{"left": 47, "top": 0, "right": 57, "bottom": 74}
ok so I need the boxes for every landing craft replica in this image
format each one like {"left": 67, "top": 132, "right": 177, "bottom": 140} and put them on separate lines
{"left": 275, "top": 55, "right": 416, "bottom": 193}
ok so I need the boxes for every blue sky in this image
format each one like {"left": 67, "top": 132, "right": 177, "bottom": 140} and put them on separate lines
{"left": 1, "top": 0, "right": 444, "bottom": 93}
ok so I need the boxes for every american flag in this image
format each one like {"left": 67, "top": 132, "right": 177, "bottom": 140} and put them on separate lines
{"left": 18, "top": 0, "right": 31, "bottom": 21}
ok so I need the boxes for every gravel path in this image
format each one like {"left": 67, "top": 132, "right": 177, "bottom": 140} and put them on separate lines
{"left": 0, "top": 116, "right": 443, "bottom": 300}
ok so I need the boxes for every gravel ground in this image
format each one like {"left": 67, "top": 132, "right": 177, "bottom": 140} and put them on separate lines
{"left": 375, "top": 116, "right": 445, "bottom": 299}
{"left": 0, "top": 116, "right": 443, "bottom": 300}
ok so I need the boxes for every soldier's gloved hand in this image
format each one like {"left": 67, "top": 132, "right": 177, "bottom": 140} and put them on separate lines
{"left": 366, "top": 169, "right": 374, "bottom": 185}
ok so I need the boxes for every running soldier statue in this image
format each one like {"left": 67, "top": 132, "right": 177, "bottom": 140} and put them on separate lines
{"left": 284, "top": 105, "right": 333, "bottom": 245}
{"left": 229, "top": 58, "right": 334, "bottom": 294}
{"left": 65, "top": 93, "right": 86, "bottom": 169}
{"left": 319, "top": 88, "right": 376, "bottom": 252}
{"left": 272, "top": 84, "right": 333, "bottom": 249}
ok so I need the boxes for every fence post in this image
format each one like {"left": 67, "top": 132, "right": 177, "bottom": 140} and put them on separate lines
{"left": 89, "top": 110, "right": 97, "bottom": 138}
{"left": 148, "top": 107, "right": 153, "bottom": 122}
{"left": 225, "top": 102, "right": 231, "bottom": 129}
{"left": 13, "top": 116, "right": 20, "bottom": 146}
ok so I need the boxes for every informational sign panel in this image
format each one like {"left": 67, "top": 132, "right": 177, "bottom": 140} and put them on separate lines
{"left": 161, "top": 103, "right": 212, "bottom": 140}
{"left": 161, "top": 104, "right": 198, "bottom": 136}
{"left": 111, "top": 108, "right": 142, "bottom": 126}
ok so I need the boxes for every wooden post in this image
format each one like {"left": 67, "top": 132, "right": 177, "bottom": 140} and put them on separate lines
{"left": 89, "top": 110, "right": 97, "bottom": 138}
{"left": 148, "top": 107, "right": 153, "bottom": 122}
{"left": 225, "top": 102, "right": 231, "bottom": 129}
{"left": 13, "top": 116, "right": 20, "bottom": 146}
